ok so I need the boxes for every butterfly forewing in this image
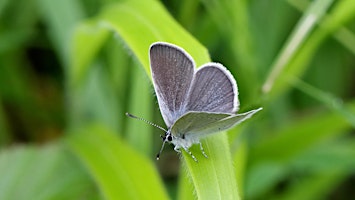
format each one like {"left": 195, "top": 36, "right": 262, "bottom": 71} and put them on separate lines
{"left": 185, "top": 63, "right": 239, "bottom": 113}
{"left": 150, "top": 43, "right": 194, "bottom": 127}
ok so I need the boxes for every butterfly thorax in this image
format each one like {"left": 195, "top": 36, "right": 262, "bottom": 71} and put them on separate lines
{"left": 167, "top": 129, "right": 200, "bottom": 150}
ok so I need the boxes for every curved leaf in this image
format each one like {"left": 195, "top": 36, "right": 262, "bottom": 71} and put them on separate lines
{"left": 66, "top": 125, "right": 169, "bottom": 200}
{"left": 70, "top": 0, "right": 240, "bottom": 199}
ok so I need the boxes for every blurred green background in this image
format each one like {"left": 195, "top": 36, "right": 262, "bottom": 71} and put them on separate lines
{"left": 0, "top": 0, "right": 355, "bottom": 199}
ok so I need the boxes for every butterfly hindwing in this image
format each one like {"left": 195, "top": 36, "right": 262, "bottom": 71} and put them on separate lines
{"left": 170, "top": 108, "right": 262, "bottom": 139}
{"left": 185, "top": 63, "right": 239, "bottom": 113}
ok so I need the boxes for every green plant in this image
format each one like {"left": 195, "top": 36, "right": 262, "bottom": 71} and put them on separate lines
{"left": 0, "top": 0, "right": 355, "bottom": 199}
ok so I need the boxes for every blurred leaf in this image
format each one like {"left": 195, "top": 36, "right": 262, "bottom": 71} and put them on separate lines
{"left": 270, "top": 171, "right": 344, "bottom": 200}
{"left": 126, "top": 62, "right": 153, "bottom": 156}
{"left": 0, "top": 101, "right": 11, "bottom": 145}
{"left": 0, "top": 143, "right": 96, "bottom": 200}
{"left": 246, "top": 101, "right": 355, "bottom": 199}
{"left": 272, "top": 171, "right": 346, "bottom": 200}
{"left": 292, "top": 139, "right": 355, "bottom": 173}
{"left": 245, "top": 162, "right": 287, "bottom": 199}
{"left": 66, "top": 124, "right": 169, "bottom": 200}
{"left": 0, "top": 52, "right": 57, "bottom": 141}
{"left": 262, "top": 0, "right": 333, "bottom": 95}
{"left": 177, "top": 166, "right": 195, "bottom": 200}
{"left": 0, "top": 29, "right": 34, "bottom": 53}
{"left": 69, "top": 63, "right": 120, "bottom": 131}
{"left": 270, "top": 139, "right": 355, "bottom": 200}
{"left": 70, "top": 0, "right": 210, "bottom": 84}
{"left": 0, "top": 0, "right": 10, "bottom": 15}
{"left": 249, "top": 101, "right": 355, "bottom": 164}
{"left": 177, "top": 0, "right": 200, "bottom": 29}
{"left": 0, "top": 54, "right": 35, "bottom": 107}
{"left": 104, "top": 38, "right": 132, "bottom": 134}
{"left": 70, "top": 23, "right": 111, "bottom": 84}
{"left": 288, "top": 0, "right": 355, "bottom": 55}
{"left": 233, "top": 140, "right": 248, "bottom": 199}
{"left": 37, "top": 0, "right": 85, "bottom": 66}
{"left": 202, "top": 0, "right": 259, "bottom": 102}
{"left": 264, "top": 0, "right": 355, "bottom": 98}
{"left": 291, "top": 78, "right": 355, "bottom": 128}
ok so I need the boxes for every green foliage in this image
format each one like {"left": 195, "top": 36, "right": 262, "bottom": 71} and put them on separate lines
{"left": 66, "top": 125, "right": 169, "bottom": 199}
{"left": 0, "top": 0, "right": 355, "bottom": 199}
{"left": 0, "top": 144, "right": 98, "bottom": 200}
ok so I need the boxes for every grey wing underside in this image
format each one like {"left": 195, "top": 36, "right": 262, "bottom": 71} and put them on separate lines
{"left": 150, "top": 42, "right": 194, "bottom": 127}
{"left": 150, "top": 42, "right": 240, "bottom": 128}
{"left": 185, "top": 63, "right": 239, "bottom": 113}
{"left": 170, "top": 108, "right": 263, "bottom": 139}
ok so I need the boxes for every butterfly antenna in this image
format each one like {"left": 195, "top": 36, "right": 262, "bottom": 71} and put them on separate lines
{"left": 156, "top": 140, "right": 167, "bottom": 160}
{"left": 125, "top": 112, "right": 168, "bottom": 132}
{"left": 126, "top": 112, "right": 169, "bottom": 160}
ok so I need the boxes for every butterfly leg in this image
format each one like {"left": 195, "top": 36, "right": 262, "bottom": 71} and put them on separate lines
{"left": 173, "top": 146, "right": 181, "bottom": 153}
{"left": 182, "top": 146, "right": 198, "bottom": 162}
{"left": 199, "top": 142, "right": 208, "bottom": 158}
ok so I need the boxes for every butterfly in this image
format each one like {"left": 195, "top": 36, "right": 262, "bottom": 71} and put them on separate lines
{"left": 127, "top": 42, "right": 262, "bottom": 161}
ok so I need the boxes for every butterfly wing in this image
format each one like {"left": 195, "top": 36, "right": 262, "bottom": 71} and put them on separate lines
{"left": 150, "top": 42, "right": 195, "bottom": 127}
{"left": 170, "top": 108, "right": 262, "bottom": 139}
{"left": 185, "top": 63, "right": 239, "bottom": 113}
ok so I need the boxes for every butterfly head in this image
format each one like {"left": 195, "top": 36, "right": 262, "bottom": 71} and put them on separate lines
{"left": 161, "top": 132, "right": 173, "bottom": 142}
{"left": 157, "top": 130, "right": 173, "bottom": 160}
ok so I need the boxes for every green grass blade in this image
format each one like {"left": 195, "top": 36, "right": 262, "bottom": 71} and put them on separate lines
{"left": 177, "top": 166, "right": 195, "bottom": 200}
{"left": 293, "top": 139, "right": 355, "bottom": 172}
{"left": 70, "top": 1, "right": 210, "bottom": 84}
{"left": 66, "top": 125, "right": 169, "bottom": 200}
{"left": 263, "top": 0, "right": 355, "bottom": 98}
{"left": 202, "top": 0, "right": 259, "bottom": 102}
{"left": 290, "top": 78, "right": 355, "bottom": 127}
{"left": 262, "top": 0, "right": 333, "bottom": 95}
{"left": 70, "top": 0, "right": 241, "bottom": 199}
{"left": 288, "top": 0, "right": 355, "bottom": 55}
{"left": 101, "top": 1, "right": 210, "bottom": 68}
{"left": 182, "top": 135, "right": 239, "bottom": 199}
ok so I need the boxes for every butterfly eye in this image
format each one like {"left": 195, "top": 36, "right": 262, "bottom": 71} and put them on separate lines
{"left": 167, "top": 135, "right": 172, "bottom": 141}
{"left": 161, "top": 136, "right": 166, "bottom": 141}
